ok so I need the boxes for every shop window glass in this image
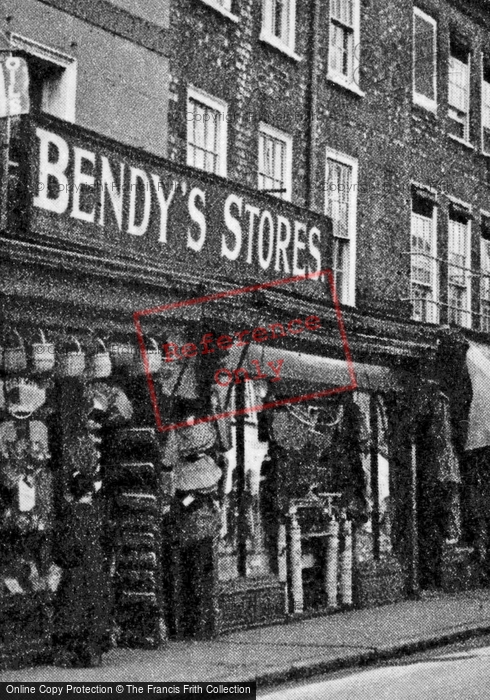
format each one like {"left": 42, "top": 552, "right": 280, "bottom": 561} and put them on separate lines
{"left": 353, "top": 393, "right": 392, "bottom": 562}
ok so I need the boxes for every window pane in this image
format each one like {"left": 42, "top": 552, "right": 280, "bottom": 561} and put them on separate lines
{"left": 188, "top": 98, "right": 221, "bottom": 175}
{"left": 331, "top": 0, "right": 354, "bottom": 27}
{"left": 330, "top": 23, "right": 354, "bottom": 79}
{"left": 448, "top": 217, "right": 469, "bottom": 326}
{"left": 411, "top": 205, "right": 437, "bottom": 323}
{"left": 448, "top": 55, "right": 468, "bottom": 112}
{"left": 333, "top": 237, "right": 350, "bottom": 303}
{"left": 326, "top": 159, "right": 351, "bottom": 238}
{"left": 414, "top": 12, "right": 435, "bottom": 100}
{"left": 258, "top": 130, "right": 288, "bottom": 198}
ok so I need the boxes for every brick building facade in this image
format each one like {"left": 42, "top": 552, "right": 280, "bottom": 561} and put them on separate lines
{"left": 165, "top": 0, "right": 490, "bottom": 625}
{"left": 1, "top": 0, "right": 490, "bottom": 670}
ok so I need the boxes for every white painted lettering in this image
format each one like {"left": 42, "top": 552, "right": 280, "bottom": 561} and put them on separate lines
{"left": 222, "top": 194, "right": 243, "bottom": 261}
{"left": 152, "top": 176, "right": 177, "bottom": 243}
{"left": 71, "top": 147, "right": 95, "bottom": 223}
{"left": 187, "top": 187, "right": 206, "bottom": 252}
{"left": 99, "top": 157, "right": 124, "bottom": 230}
{"left": 128, "top": 167, "right": 151, "bottom": 236}
{"left": 33, "top": 128, "right": 69, "bottom": 214}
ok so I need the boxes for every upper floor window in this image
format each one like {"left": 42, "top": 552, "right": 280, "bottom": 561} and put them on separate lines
{"left": 325, "top": 149, "right": 357, "bottom": 306}
{"left": 448, "top": 203, "right": 472, "bottom": 327}
{"left": 411, "top": 189, "right": 438, "bottom": 323}
{"left": 329, "top": 0, "right": 360, "bottom": 88}
{"left": 480, "top": 215, "right": 490, "bottom": 332}
{"left": 10, "top": 34, "right": 76, "bottom": 122}
{"left": 262, "top": 0, "right": 296, "bottom": 52}
{"left": 187, "top": 87, "right": 227, "bottom": 177}
{"left": 258, "top": 123, "right": 292, "bottom": 201}
{"left": 413, "top": 7, "right": 437, "bottom": 111}
{"left": 448, "top": 39, "right": 470, "bottom": 142}
{"left": 482, "top": 60, "right": 490, "bottom": 154}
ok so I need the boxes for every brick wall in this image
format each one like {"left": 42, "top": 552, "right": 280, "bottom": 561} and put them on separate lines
{"left": 168, "top": 0, "right": 490, "bottom": 324}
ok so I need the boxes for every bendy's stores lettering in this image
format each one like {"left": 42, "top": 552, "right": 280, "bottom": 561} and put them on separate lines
{"left": 32, "top": 127, "right": 323, "bottom": 274}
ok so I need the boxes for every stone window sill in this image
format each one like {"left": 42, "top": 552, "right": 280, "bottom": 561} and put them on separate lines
{"left": 327, "top": 72, "right": 365, "bottom": 97}
{"left": 259, "top": 31, "right": 302, "bottom": 62}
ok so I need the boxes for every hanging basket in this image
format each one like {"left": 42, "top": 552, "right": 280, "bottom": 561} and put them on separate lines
{"left": 108, "top": 340, "right": 137, "bottom": 369}
{"left": 3, "top": 329, "right": 27, "bottom": 373}
{"left": 87, "top": 338, "right": 112, "bottom": 379}
{"left": 131, "top": 338, "right": 162, "bottom": 376}
{"left": 31, "top": 329, "right": 55, "bottom": 373}
{"left": 56, "top": 336, "right": 85, "bottom": 377}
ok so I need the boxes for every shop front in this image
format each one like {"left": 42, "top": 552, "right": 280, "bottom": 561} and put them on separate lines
{"left": 0, "top": 111, "right": 335, "bottom": 660}
{"left": 0, "top": 112, "right": 465, "bottom": 667}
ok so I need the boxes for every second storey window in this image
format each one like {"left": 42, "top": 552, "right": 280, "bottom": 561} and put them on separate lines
{"left": 329, "top": 0, "right": 360, "bottom": 86}
{"left": 480, "top": 215, "right": 490, "bottom": 332}
{"left": 11, "top": 34, "right": 77, "bottom": 122}
{"left": 187, "top": 88, "right": 227, "bottom": 177}
{"left": 411, "top": 190, "right": 438, "bottom": 323}
{"left": 413, "top": 8, "right": 437, "bottom": 111}
{"left": 262, "top": 0, "right": 296, "bottom": 51}
{"left": 258, "top": 124, "right": 292, "bottom": 200}
{"left": 448, "top": 39, "right": 470, "bottom": 141}
{"left": 325, "top": 150, "right": 357, "bottom": 306}
{"left": 448, "top": 204, "right": 472, "bottom": 328}
{"left": 482, "top": 60, "right": 490, "bottom": 154}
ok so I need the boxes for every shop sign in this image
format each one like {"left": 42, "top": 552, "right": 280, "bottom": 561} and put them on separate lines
{"left": 0, "top": 56, "right": 30, "bottom": 117}
{"left": 25, "top": 116, "right": 331, "bottom": 293}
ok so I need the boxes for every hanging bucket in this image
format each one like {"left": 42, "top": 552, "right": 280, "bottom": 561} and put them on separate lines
{"left": 3, "top": 330, "right": 27, "bottom": 373}
{"left": 108, "top": 340, "right": 136, "bottom": 369}
{"left": 31, "top": 329, "right": 55, "bottom": 373}
{"left": 87, "top": 338, "right": 112, "bottom": 379}
{"left": 131, "top": 337, "right": 162, "bottom": 375}
{"left": 57, "top": 336, "right": 85, "bottom": 377}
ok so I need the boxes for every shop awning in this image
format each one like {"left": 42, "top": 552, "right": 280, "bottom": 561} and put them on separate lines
{"left": 214, "top": 343, "right": 402, "bottom": 412}
{"left": 246, "top": 344, "right": 400, "bottom": 393}
{"left": 465, "top": 341, "right": 490, "bottom": 450}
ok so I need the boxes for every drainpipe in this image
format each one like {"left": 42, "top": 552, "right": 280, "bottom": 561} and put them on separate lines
{"left": 307, "top": 0, "right": 321, "bottom": 210}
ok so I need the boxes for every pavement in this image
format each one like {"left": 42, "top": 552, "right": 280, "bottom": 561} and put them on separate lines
{"left": 3, "top": 588, "right": 490, "bottom": 687}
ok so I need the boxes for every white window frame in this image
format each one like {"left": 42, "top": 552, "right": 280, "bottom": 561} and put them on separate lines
{"left": 199, "top": 0, "right": 238, "bottom": 22}
{"left": 325, "top": 148, "right": 357, "bottom": 307}
{"left": 480, "top": 211, "right": 490, "bottom": 332}
{"left": 412, "top": 7, "right": 437, "bottom": 113}
{"left": 410, "top": 187, "right": 439, "bottom": 324}
{"left": 448, "top": 44, "right": 471, "bottom": 144}
{"left": 447, "top": 197, "right": 472, "bottom": 329}
{"left": 328, "top": 0, "right": 362, "bottom": 95}
{"left": 260, "top": 0, "right": 300, "bottom": 61}
{"left": 481, "top": 56, "right": 490, "bottom": 155}
{"left": 9, "top": 33, "right": 77, "bottom": 122}
{"left": 258, "top": 122, "right": 293, "bottom": 201}
{"left": 187, "top": 86, "right": 228, "bottom": 178}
